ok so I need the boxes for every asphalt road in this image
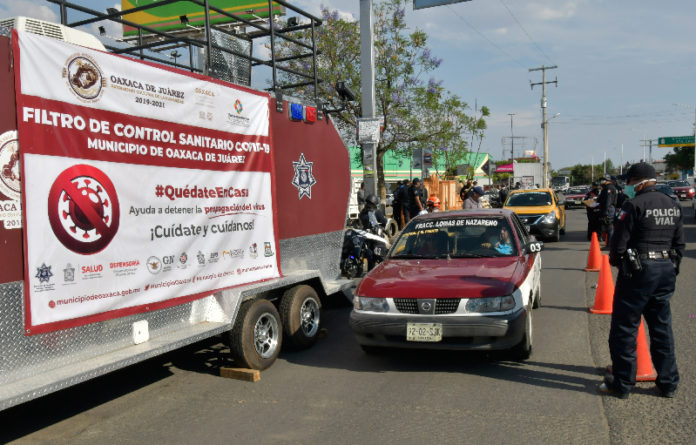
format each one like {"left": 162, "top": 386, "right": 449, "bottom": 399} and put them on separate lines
{"left": 1, "top": 205, "right": 694, "bottom": 444}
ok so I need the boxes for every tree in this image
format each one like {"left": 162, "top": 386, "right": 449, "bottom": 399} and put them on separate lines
{"left": 273, "top": 0, "right": 484, "bottom": 195}
{"left": 664, "top": 146, "right": 694, "bottom": 172}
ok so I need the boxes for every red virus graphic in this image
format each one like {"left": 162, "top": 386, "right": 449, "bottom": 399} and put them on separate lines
{"left": 48, "top": 165, "right": 120, "bottom": 254}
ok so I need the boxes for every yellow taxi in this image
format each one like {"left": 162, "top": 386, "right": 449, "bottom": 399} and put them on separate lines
{"left": 503, "top": 188, "right": 566, "bottom": 241}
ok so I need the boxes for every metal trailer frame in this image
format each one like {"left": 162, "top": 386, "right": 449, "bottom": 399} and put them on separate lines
{"left": 0, "top": 2, "right": 352, "bottom": 411}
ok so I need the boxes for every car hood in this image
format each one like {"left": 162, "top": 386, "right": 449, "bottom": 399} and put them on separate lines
{"left": 566, "top": 193, "right": 585, "bottom": 199}
{"left": 356, "top": 257, "right": 528, "bottom": 299}
{"left": 671, "top": 186, "right": 691, "bottom": 191}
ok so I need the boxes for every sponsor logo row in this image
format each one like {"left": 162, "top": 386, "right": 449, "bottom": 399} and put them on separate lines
{"left": 33, "top": 242, "right": 275, "bottom": 288}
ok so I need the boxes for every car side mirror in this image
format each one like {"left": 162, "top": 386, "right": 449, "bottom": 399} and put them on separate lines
{"left": 525, "top": 241, "right": 544, "bottom": 254}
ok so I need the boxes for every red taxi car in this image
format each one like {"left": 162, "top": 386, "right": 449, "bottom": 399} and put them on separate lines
{"left": 350, "top": 209, "right": 543, "bottom": 360}
{"left": 667, "top": 180, "right": 695, "bottom": 200}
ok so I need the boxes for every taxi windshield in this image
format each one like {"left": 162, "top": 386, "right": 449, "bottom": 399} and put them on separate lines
{"left": 506, "top": 192, "right": 553, "bottom": 207}
{"left": 390, "top": 217, "right": 517, "bottom": 259}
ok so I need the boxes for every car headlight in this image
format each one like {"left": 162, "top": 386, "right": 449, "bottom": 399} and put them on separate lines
{"left": 465, "top": 295, "right": 516, "bottom": 313}
{"left": 541, "top": 211, "right": 557, "bottom": 224}
{"left": 353, "top": 296, "right": 389, "bottom": 312}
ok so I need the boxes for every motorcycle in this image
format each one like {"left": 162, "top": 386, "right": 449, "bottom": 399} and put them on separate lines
{"left": 341, "top": 213, "right": 391, "bottom": 278}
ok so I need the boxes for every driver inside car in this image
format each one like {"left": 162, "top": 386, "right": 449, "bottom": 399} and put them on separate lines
{"left": 480, "top": 226, "right": 513, "bottom": 255}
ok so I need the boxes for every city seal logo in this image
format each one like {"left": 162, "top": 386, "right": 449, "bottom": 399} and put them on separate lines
{"left": 62, "top": 54, "right": 106, "bottom": 102}
{"left": 0, "top": 130, "right": 20, "bottom": 200}
{"left": 291, "top": 153, "right": 317, "bottom": 199}
{"left": 48, "top": 164, "right": 120, "bottom": 255}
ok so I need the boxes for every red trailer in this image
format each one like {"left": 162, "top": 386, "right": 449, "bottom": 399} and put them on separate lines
{"left": 0, "top": 2, "right": 352, "bottom": 410}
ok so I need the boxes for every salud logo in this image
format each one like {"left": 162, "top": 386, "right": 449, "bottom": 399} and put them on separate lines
{"left": 47, "top": 165, "right": 120, "bottom": 255}
{"left": 63, "top": 54, "right": 106, "bottom": 102}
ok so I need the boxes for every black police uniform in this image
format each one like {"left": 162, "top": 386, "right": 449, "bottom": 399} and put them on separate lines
{"left": 597, "top": 181, "right": 617, "bottom": 243}
{"left": 585, "top": 186, "right": 601, "bottom": 241}
{"left": 608, "top": 183, "right": 684, "bottom": 396}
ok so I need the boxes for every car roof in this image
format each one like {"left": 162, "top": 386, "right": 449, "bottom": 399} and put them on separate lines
{"left": 411, "top": 209, "right": 515, "bottom": 220}
{"left": 508, "top": 188, "right": 554, "bottom": 195}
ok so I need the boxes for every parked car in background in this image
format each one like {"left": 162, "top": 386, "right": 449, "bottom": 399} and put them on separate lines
{"left": 667, "top": 180, "right": 695, "bottom": 200}
{"left": 564, "top": 186, "right": 589, "bottom": 209}
{"left": 503, "top": 188, "right": 567, "bottom": 242}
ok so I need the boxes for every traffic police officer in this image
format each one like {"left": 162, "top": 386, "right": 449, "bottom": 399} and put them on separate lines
{"left": 599, "top": 162, "right": 684, "bottom": 399}
{"left": 597, "top": 174, "right": 617, "bottom": 244}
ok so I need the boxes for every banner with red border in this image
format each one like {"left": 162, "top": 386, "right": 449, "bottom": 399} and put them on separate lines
{"left": 13, "top": 30, "right": 280, "bottom": 334}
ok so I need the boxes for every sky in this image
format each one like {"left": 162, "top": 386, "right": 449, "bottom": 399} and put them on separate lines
{"left": 2, "top": 0, "right": 696, "bottom": 171}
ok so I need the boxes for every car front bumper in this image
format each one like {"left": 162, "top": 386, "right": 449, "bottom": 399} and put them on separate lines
{"left": 349, "top": 308, "right": 527, "bottom": 351}
{"left": 528, "top": 220, "right": 558, "bottom": 238}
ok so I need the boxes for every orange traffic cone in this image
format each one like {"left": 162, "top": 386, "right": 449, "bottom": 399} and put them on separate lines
{"left": 589, "top": 255, "right": 614, "bottom": 314}
{"left": 585, "top": 232, "right": 602, "bottom": 271}
{"left": 635, "top": 318, "right": 658, "bottom": 381}
{"left": 606, "top": 318, "right": 658, "bottom": 382}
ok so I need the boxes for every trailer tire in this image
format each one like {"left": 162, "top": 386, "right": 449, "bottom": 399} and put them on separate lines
{"left": 229, "top": 299, "right": 282, "bottom": 370}
{"left": 280, "top": 285, "right": 321, "bottom": 349}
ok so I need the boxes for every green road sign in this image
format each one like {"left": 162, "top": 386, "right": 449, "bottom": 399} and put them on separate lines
{"left": 658, "top": 135, "right": 695, "bottom": 147}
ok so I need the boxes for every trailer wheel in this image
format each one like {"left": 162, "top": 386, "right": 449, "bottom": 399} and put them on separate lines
{"left": 280, "top": 285, "right": 321, "bottom": 349}
{"left": 229, "top": 299, "right": 282, "bottom": 370}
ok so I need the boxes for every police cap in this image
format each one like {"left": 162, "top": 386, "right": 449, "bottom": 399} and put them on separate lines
{"left": 625, "top": 162, "right": 656, "bottom": 181}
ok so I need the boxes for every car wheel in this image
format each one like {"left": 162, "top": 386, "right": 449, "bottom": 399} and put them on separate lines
{"left": 510, "top": 306, "right": 533, "bottom": 360}
{"left": 279, "top": 285, "right": 321, "bottom": 350}
{"left": 559, "top": 220, "right": 566, "bottom": 235}
{"left": 342, "top": 257, "right": 363, "bottom": 279}
{"left": 385, "top": 218, "right": 399, "bottom": 240}
{"left": 228, "top": 299, "right": 282, "bottom": 370}
{"left": 533, "top": 285, "right": 542, "bottom": 309}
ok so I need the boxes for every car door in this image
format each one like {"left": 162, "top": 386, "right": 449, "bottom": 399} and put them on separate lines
{"left": 510, "top": 213, "right": 541, "bottom": 305}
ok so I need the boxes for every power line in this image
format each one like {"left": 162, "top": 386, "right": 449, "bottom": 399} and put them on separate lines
{"left": 498, "top": 0, "right": 555, "bottom": 65}
{"left": 446, "top": 4, "right": 528, "bottom": 70}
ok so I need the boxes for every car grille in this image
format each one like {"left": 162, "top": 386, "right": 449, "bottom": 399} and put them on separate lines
{"left": 393, "top": 298, "right": 461, "bottom": 314}
{"left": 519, "top": 214, "right": 542, "bottom": 225}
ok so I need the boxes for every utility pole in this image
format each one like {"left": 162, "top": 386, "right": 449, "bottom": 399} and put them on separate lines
{"left": 640, "top": 138, "right": 656, "bottom": 164}
{"left": 530, "top": 65, "right": 558, "bottom": 188}
{"left": 508, "top": 113, "right": 516, "bottom": 162}
{"left": 359, "top": 0, "right": 378, "bottom": 198}
{"left": 508, "top": 113, "right": 515, "bottom": 187}
{"left": 591, "top": 155, "right": 594, "bottom": 182}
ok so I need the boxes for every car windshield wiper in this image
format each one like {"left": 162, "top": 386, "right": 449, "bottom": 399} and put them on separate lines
{"left": 391, "top": 253, "right": 442, "bottom": 259}
{"left": 450, "top": 253, "right": 489, "bottom": 258}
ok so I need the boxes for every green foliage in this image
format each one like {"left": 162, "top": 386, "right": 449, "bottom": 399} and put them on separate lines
{"left": 272, "top": 0, "right": 486, "bottom": 194}
{"left": 664, "top": 146, "right": 694, "bottom": 171}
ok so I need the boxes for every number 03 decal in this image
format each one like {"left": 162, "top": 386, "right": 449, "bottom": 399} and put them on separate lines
{"left": 529, "top": 243, "right": 542, "bottom": 253}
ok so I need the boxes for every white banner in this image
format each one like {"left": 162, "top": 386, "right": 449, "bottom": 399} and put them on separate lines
{"left": 15, "top": 30, "right": 279, "bottom": 333}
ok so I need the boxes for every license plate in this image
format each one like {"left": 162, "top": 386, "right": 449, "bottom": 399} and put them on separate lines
{"left": 574, "top": 200, "right": 581, "bottom": 204}
{"left": 406, "top": 323, "right": 442, "bottom": 342}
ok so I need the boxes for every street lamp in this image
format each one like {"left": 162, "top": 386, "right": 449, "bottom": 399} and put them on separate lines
{"left": 542, "top": 112, "right": 560, "bottom": 187}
